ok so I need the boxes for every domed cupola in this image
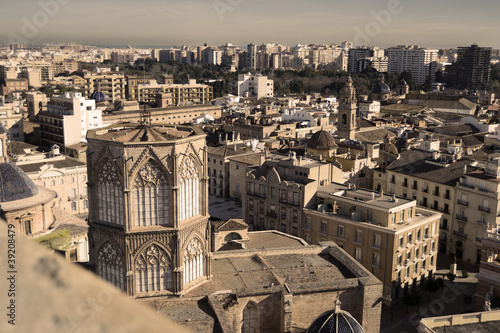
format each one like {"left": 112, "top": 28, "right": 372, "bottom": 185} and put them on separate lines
{"left": 0, "top": 163, "right": 39, "bottom": 203}
{"left": 307, "top": 298, "right": 365, "bottom": 333}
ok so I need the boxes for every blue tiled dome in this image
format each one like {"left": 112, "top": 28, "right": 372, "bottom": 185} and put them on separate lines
{"left": 372, "top": 82, "right": 391, "bottom": 95}
{"left": 0, "top": 163, "right": 39, "bottom": 203}
{"left": 90, "top": 90, "right": 108, "bottom": 102}
{"left": 307, "top": 300, "right": 364, "bottom": 333}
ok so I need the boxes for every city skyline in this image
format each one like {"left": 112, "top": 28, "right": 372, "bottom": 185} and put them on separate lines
{"left": 2, "top": 0, "right": 499, "bottom": 49}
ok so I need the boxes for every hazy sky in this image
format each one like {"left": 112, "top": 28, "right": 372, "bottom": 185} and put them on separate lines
{"left": 1, "top": 0, "right": 499, "bottom": 48}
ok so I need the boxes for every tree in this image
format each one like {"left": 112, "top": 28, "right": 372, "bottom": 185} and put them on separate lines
{"left": 289, "top": 79, "right": 306, "bottom": 94}
{"left": 399, "top": 71, "right": 417, "bottom": 91}
{"left": 419, "top": 75, "right": 433, "bottom": 92}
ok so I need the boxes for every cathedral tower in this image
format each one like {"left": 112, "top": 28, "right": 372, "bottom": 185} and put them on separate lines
{"left": 87, "top": 123, "right": 210, "bottom": 297}
{"left": 337, "top": 77, "right": 357, "bottom": 140}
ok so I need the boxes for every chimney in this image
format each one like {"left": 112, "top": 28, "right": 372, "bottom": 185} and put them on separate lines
{"left": 380, "top": 190, "right": 384, "bottom": 197}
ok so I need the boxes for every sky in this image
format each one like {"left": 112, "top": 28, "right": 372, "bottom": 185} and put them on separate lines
{"left": 1, "top": 0, "right": 499, "bottom": 49}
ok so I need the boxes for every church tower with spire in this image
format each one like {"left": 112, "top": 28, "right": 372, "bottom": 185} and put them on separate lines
{"left": 337, "top": 77, "right": 357, "bottom": 140}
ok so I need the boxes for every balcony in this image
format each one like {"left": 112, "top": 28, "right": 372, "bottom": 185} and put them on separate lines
{"left": 411, "top": 184, "right": 418, "bottom": 190}
{"left": 440, "top": 208, "right": 450, "bottom": 214}
{"left": 402, "top": 182, "right": 408, "bottom": 188}
{"left": 279, "top": 198, "right": 300, "bottom": 206}
{"left": 443, "top": 193, "right": 451, "bottom": 200}
{"left": 390, "top": 178, "right": 396, "bottom": 184}
{"left": 433, "top": 191, "right": 440, "bottom": 197}
{"left": 478, "top": 205, "right": 491, "bottom": 213}
{"left": 453, "top": 230, "right": 468, "bottom": 240}
{"left": 456, "top": 214, "right": 468, "bottom": 222}
{"left": 247, "top": 191, "right": 265, "bottom": 198}
{"left": 431, "top": 204, "right": 439, "bottom": 210}
{"left": 422, "top": 188, "right": 428, "bottom": 193}
{"left": 457, "top": 199, "right": 469, "bottom": 207}
{"left": 457, "top": 182, "right": 475, "bottom": 190}
{"left": 419, "top": 201, "right": 428, "bottom": 207}
{"left": 440, "top": 224, "right": 448, "bottom": 231}
{"left": 477, "top": 219, "right": 488, "bottom": 226}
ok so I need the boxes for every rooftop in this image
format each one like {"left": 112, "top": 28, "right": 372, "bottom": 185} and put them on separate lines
{"left": 387, "top": 149, "right": 472, "bottom": 186}
{"left": 87, "top": 122, "right": 201, "bottom": 143}
{"left": 316, "top": 183, "right": 414, "bottom": 210}
{"left": 233, "top": 230, "right": 308, "bottom": 249}
{"left": 182, "top": 245, "right": 375, "bottom": 299}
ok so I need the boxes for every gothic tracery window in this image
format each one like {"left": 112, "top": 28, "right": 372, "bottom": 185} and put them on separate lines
{"left": 241, "top": 302, "right": 258, "bottom": 333}
{"left": 97, "top": 242, "right": 124, "bottom": 290}
{"left": 98, "top": 160, "right": 124, "bottom": 226}
{"left": 133, "top": 161, "right": 169, "bottom": 227}
{"left": 179, "top": 157, "right": 200, "bottom": 221}
{"left": 135, "top": 244, "right": 172, "bottom": 293}
{"left": 183, "top": 238, "right": 203, "bottom": 285}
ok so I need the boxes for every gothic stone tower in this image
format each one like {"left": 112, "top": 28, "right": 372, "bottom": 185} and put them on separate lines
{"left": 337, "top": 77, "right": 357, "bottom": 140}
{"left": 87, "top": 123, "right": 210, "bottom": 297}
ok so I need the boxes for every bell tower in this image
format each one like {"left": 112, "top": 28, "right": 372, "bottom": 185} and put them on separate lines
{"left": 337, "top": 77, "right": 357, "bottom": 140}
{"left": 87, "top": 123, "right": 211, "bottom": 297}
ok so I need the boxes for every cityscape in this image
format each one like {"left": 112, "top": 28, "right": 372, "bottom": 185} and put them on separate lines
{"left": 1, "top": 1, "right": 500, "bottom": 333}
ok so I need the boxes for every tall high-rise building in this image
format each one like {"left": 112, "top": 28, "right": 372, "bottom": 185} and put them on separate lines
{"left": 247, "top": 43, "right": 257, "bottom": 69}
{"left": 348, "top": 47, "right": 385, "bottom": 73}
{"left": 386, "top": 45, "right": 438, "bottom": 84}
{"left": 456, "top": 44, "right": 492, "bottom": 90}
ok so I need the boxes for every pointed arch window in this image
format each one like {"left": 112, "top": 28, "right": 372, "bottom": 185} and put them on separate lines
{"left": 179, "top": 157, "right": 200, "bottom": 221}
{"left": 97, "top": 160, "right": 124, "bottom": 226}
{"left": 241, "top": 302, "right": 258, "bottom": 333}
{"left": 97, "top": 242, "right": 124, "bottom": 290}
{"left": 135, "top": 244, "right": 172, "bottom": 293}
{"left": 133, "top": 161, "right": 170, "bottom": 227}
{"left": 183, "top": 238, "right": 203, "bottom": 285}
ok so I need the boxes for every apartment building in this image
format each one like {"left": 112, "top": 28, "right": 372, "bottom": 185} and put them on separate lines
{"left": 476, "top": 227, "right": 500, "bottom": 311}
{"left": 207, "top": 139, "right": 263, "bottom": 198}
{"left": 303, "top": 183, "right": 441, "bottom": 300}
{"left": 373, "top": 148, "right": 467, "bottom": 255}
{"left": 130, "top": 79, "right": 213, "bottom": 105}
{"left": 1, "top": 78, "right": 28, "bottom": 95}
{"left": 243, "top": 152, "right": 337, "bottom": 236}
{"left": 51, "top": 60, "right": 78, "bottom": 76}
{"left": 82, "top": 72, "right": 126, "bottom": 102}
{"left": 386, "top": 45, "right": 438, "bottom": 84}
{"left": 456, "top": 44, "right": 492, "bottom": 90}
{"left": 38, "top": 92, "right": 103, "bottom": 152}
{"left": 0, "top": 100, "right": 23, "bottom": 141}
{"left": 348, "top": 47, "right": 386, "bottom": 73}
{"left": 229, "top": 73, "right": 274, "bottom": 98}
{"left": 453, "top": 157, "right": 500, "bottom": 264}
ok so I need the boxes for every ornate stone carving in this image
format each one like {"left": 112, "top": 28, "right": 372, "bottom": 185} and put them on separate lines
{"left": 180, "top": 156, "right": 198, "bottom": 182}
{"left": 135, "top": 161, "right": 168, "bottom": 186}
{"left": 98, "top": 159, "right": 121, "bottom": 186}
{"left": 184, "top": 238, "right": 203, "bottom": 260}
{"left": 98, "top": 242, "right": 123, "bottom": 266}
{"left": 136, "top": 244, "right": 170, "bottom": 271}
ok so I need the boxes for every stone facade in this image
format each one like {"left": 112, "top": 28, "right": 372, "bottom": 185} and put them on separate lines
{"left": 87, "top": 123, "right": 211, "bottom": 296}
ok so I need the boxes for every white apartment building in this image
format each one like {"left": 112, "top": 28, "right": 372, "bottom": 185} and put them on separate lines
{"left": 386, "top": 46, "right": 438, "bottom": 84}
{"left": 39, "top": 92, "right": 103, "bottom": 152}
{"left": 230, "top": 73, "right": 274, "bottom": 98}
{"left": 359, "top": 101, "right": 381, "bottom": 119}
